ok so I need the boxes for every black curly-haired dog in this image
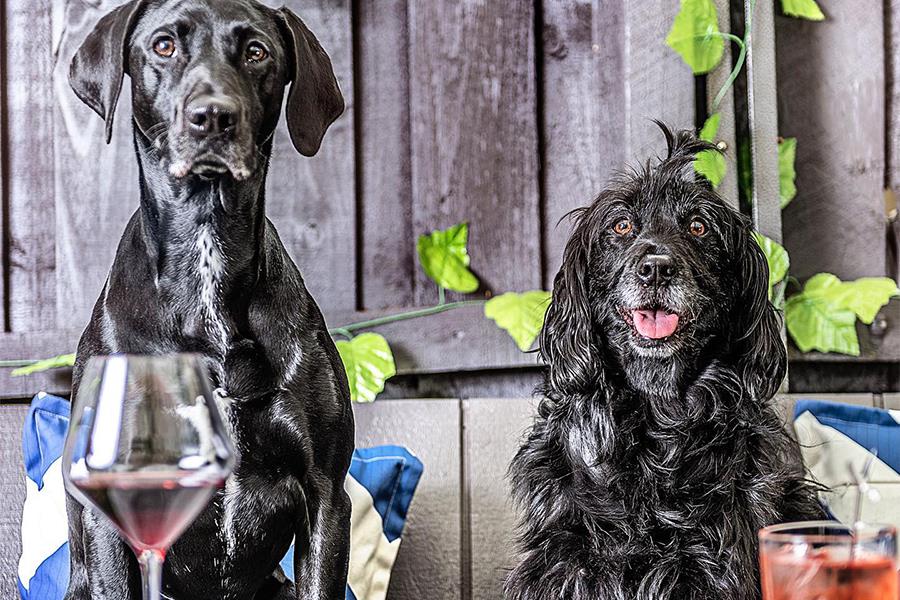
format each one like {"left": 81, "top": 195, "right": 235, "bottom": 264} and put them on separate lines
{"left": 505, "top": 124, "right": 822, "bottom": 600}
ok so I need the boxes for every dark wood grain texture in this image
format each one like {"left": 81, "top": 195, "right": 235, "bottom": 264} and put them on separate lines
{"left": 408, "top": 0, "right": 542, "bottom": 305}
{"left": 540, "top": 1, "right": 695, "bottom": 283}
{"left": 262, "top": 0, "right": 358, "bottom": 312}
{"left": 540, "top": 0, "right": 626, "bottom": 282}
{"left": 356, "top": 0, "right": 414, "bottom": 310}
{"left": 709, "top": 0, "right": 739, "bottom": 209}
{"left": 776, "top": 0, "right": 885, "bottom": 273}
{"left": 6, "top": 0, "right": 56, "bottom": 331}
{"left": 53, "top": 0, "right": 140, "bottom": 329}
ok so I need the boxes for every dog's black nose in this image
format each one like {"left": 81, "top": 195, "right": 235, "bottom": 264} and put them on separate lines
{"left": 637, "top": 254, "right": 677, "bottom": 286}
{"left": 185, "top": 96, "right": 238, "bottom": 137}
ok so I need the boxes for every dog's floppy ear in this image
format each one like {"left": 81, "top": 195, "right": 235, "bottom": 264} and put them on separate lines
{"left": 541, "top": 211, "right": 606, "bottom": 396}
{"left": 732, "top": 222, "right": 787, "bottom": 401}
{"left": 278, "top": 7, "right": 345, "bottom": 157}
{"left": 69, "top": 0, "right": 146, "bottom": 144}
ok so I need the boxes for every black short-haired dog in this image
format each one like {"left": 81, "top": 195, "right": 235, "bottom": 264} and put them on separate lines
{"left": 505, "top": 124, "right": 822, "bottom": 600}
{"left": 66, "top": 1, "right": 352, "bottom": 598}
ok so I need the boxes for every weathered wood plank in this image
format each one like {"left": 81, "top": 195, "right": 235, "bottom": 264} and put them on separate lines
{"left": 746, "top": 0, "right": 783, "bottom": 242}
{"left": 53, "top": 0, "right": 139, "bottom": 330}
{"left": 0, "top": 0, "right": 7, "bottom": 331}
{"left": 540, "top": 0, "right": 626, "bottom": 282}
{"left": 775, "top": 1, "right": 885, "bottom": 274}
{"left": 464, "top": 397, "right": 535, "bottom": 599}
{"left": 887, "top": 0, "right": 900, "bottom": 201}
{"left": 357, "top": 0, "right": 414, "bottom": 310}
{"left": 708, "top": 0, "right": 739, "bottom": 209}
{"left": 353, "top": 398, "right": 462, "bottom": 600}
{"left": 0, "top": 404, "right": 28, "bottom": 595}
{"left": 262, "top": 0, "right": 357, "bottom": 312}
{"left": 408, "top": 1, "right": 541, "bottom": 304}
{"left": 540, "top": 1, "right": 695, "bottom": 282}
{"left": 6, "top": 0, "right": 56, "bottom": 331}
{"left": 625, "top": 1, "right": 696, "bottom": 159}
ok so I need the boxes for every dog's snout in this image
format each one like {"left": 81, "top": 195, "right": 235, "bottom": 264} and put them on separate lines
{"left": 637, "top": 254, "right": 677, "bottom": 286}
{"left": 186, "top": 95, "right": 238, "bottom": 137}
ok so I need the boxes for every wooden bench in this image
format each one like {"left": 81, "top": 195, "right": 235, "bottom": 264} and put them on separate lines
{"left": 1, "top": 393, "right": 889, "bottom": 598}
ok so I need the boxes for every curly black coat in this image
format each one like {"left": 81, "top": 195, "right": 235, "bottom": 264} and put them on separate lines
{"left": 505, "top": 124, "right": 822, "bottom": 600}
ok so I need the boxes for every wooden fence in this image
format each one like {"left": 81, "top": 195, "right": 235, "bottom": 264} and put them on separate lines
{"left": 0, "top": 0, "right": 897, "bottom": 399}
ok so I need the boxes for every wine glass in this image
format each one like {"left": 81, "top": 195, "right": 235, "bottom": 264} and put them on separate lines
{"left": 62, "top": 354, "right": 236, "bottom": 600}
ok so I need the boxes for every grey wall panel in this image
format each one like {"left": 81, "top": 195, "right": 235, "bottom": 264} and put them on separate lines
{"left": 464, "top": 397, "right": 536, "bottom": 600}
{"left": 408, "top": 0, "right": 542, "bottom": 305}
{"left": 353, "top": 398, "right": 462, "bottom": 600}
{"left": 776, "top": 1, "right": 885, "bottom": 276}
{"left": 0, "top": 405, "right": 28, "bottom": 596}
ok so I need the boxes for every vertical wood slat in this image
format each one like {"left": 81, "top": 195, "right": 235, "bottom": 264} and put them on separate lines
{"left": 408, "top": 1, "right": 541, "bottom": 305}
{"left": 0, "top": 0, "right": 7, "bottom": 331}
{"left": 887, "top": 1, "right": 900, "bottom": 199}
{"left": 353, "top": 399, "right": 462, "bottom": 600}
{"left": 6, "top": 0, "right": 55, "bottom": 331}
{"left": 53, "top": 0, "right": 142, "bottom": 330}
{"left": 540, "top": 0, "right": 626, "bottom": 281}
{"left": 625, "top": 1, "right": 696, "bottom": 159}
{"left": 265, "top": 0, "right": 357, "bottom": 316}
{"left": 775, "top": 1, "right": 884, "bottom": 271}
{"left": 540, "top": 1, "right": 695, "bottom": 283}
{"left": 708, "top": 0, "right": 740, "bottom": 209}
{"left": 356, "top": 0, "right": 414, "bottom": 310}
{"left": 746, "top": 0, "right": 783, "bottom": 243}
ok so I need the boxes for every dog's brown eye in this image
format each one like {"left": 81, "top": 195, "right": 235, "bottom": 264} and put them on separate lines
{"left": 246, "top": 43, "right": 269, "bottom": 63}
{"left": 613, "top": 219, "right": 634, "bottom": 236}
{"left": 153, "top": 36, "right": 176, "bottom": 58}
{"left": 689, "top": 219, "right": 708, "bottom": 237}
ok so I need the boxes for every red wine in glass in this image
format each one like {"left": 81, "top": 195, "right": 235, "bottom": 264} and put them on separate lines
{"left": 73, "top": 470, "right": 226, "bottom": 554}
{"left": 63, "top": 354, "right": 235, "bottom": 600}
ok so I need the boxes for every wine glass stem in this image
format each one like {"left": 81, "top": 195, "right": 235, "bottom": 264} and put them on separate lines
{"left": 138, "top": 549, "right": 164, "bottom": 600}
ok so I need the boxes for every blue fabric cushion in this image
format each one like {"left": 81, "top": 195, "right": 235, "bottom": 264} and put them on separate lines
{"left": 793, "top": 399, "right": 900, "bottom": 528}
{"left": 18, "top": 394, "right": 423, "bottom": 600}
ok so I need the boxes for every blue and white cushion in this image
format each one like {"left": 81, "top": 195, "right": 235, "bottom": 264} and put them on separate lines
{"left": 794, "top": 399, "right": 900, "bottom": 528}
{"left": 18, "top": 393, "right": 423, "bottom": 600}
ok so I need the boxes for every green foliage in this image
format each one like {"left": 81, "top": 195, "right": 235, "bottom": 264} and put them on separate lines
{"left": 416, "top": 222, "right": 479, "bottom": 293}
{"left": 781, "top": 0, "right": 825, "bottom": 21}
{"left": 694, "top": 113, "right": 726, "bottom": 187}
{"left": 666, "top": 0, "right": 724, "bottom": 74}
{"left": 778, "top": 137, "right": 798, "bottom": 209}
{"left": 335, "top": 333, "right": 397, "bottom": 403}
{"left": 11, "top": 354, "right": 76, "bottom": 377}
{"left": 753, "top": 232, "right": 789, "bottom": 301}
{"left": 785, "top": 274, "right": 898, "bottom": 355}
{"left": 484, "top": 291, "right": 552, "bottom": 351}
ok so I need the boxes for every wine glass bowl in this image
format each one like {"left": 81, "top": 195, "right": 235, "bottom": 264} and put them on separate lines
{"left": 63, "top": 354, "right": 236, "bottom": 600}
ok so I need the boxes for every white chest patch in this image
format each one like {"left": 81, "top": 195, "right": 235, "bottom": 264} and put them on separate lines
{"left": 195, "top": 225, "right": 229, "bottom": 351}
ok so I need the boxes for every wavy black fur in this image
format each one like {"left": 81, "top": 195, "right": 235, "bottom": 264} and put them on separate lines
{"left": 505, "top": 123, "right": 822, "bottom": 600}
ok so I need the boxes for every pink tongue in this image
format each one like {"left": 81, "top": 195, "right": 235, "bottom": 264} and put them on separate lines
{"left": 632, "top": 309, "right": 679, "bottom": 339}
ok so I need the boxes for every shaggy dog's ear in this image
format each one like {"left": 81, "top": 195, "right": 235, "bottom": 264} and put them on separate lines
{"left": 541, "top": 211, "right": 605, "bottom": 395}
{"left": 732, "top": 222, "right": 787, "bottom": 401}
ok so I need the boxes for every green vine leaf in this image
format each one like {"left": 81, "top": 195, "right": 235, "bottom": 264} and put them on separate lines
{"left": 666, "top": 0, "right": 724, "bottom": 75}
{"left": 694, "top": 113, "right": 726, "bottom": 187}
{"left": 11, "top": 354, "right": 76, "bottom": 377}
{"left": 781, "top": 0, "right": 825, "bottom": 21}
{"left": 778, "top": 137, "right": 798, "bottom": 209}
{"left": 752, "top": 232, "right": 789, "bottom": 301}
{"left": 784, "top": 274, "right": 898, "bottom": 355}
{"left": 484, "top": 291, "right": 551, "bottom": 352}
{"left": 335, "top": 333, "right": 396, "bottom": 403}
{"left": 416, "top": 222, "right": 479, "bottom": 293}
